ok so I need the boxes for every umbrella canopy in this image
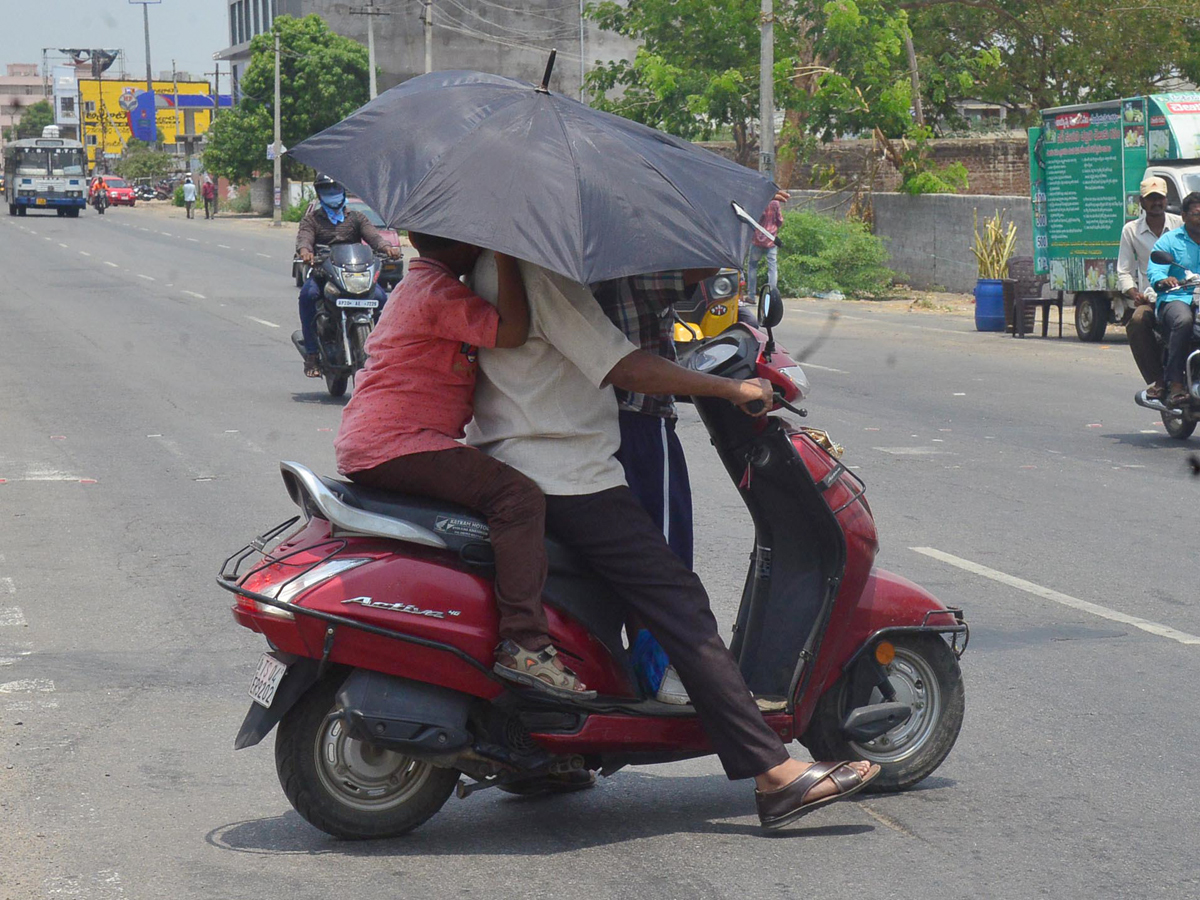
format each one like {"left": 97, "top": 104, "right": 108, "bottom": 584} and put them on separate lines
{"left": 288, "top": 68, "right": 778, "bottom": 284}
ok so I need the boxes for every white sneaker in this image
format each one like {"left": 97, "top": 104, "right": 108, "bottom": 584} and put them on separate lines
{"left": 655, "top": 665, "right": 691, "bottom": 705}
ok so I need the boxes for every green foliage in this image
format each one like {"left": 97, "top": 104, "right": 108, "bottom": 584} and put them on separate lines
{"left": 115, "top": 144, "right": 175, "bottom": 181}
{"left": 227, "top": 189, "right": 253, "bottom": 214}
{"left": 585, "top": 0, "right": 796, "bottom": 165}
{"left": 282, "top": 201, "right": 308, "bottom": 222}
{"left": 774, "top": 209, "right": 893, "bottom": 297}
{"left": 203, "top": 14, "right": 370, "bottom": 183}
{"left": 909, "top": 1, "right": 1200, "bottom": 123}
{"left": 173, "top": 185, "right": 184, "bottom": 207}
{"left": 892, "top": 126, "right": 969, "bottom": 195}
{"left": 5, "top": 100, "right": 54, "bottom": 141}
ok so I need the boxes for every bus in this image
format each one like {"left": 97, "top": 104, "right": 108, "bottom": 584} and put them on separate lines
{"left": 4, "top": 126, "right": 88, "bottom": 217}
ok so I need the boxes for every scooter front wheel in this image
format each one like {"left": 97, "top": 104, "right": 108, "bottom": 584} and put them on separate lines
{"left": 802, "top": 633, "right": 964, "bottom": 792}
{"left": 275, "top": 676, "right": 459, "bottom": 839}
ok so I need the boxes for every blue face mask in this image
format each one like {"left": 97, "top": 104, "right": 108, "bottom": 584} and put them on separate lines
{"left": 318, "top": 190, "right": 345, "bottom": 209}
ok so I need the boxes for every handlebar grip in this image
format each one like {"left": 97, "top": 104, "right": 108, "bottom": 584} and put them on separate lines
{"left": 745, "top": 399, "right": 765, "bottom": 414}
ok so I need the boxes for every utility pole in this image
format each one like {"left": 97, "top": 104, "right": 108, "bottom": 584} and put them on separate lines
{"left": 904, "top": 33, "right": 924, "bottom": 128}
{"left": 423, "top": 0, "right": 433, "bottom": 74}
{"left": 172, "top": 59, "right": 181, "bottom": 147}
{"left": 759, "top": 0, "right": 774, "bottom": 182}
{"left": 578, "top": 0, "right": 586, "bottom": 102}
{"left": 272, "top": 30, "right": 282, "bottom": 227}
{"left": 204, "top": 62, "right": 221, "bottom": 120}
{"left": 141, "top": 2, "right": 153, "bottom": 94}
{"left": 349, "top": 1, "right": 391, "bottom": 100}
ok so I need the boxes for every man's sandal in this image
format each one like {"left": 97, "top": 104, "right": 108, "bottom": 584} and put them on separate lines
{"left": 303, "top": 354, "right": 322, "bottom": 378}
{"left": 756, "top": 761, "right": 881, "bottom": 830}
{"left": 494, "top": 640, "right": 597, "bottom": 701}
{"left": 1146, "top": 383, "right": 1167, "bottom": 401}
{"left": 1168, "top": 389, "right": 1191, "bottom": 408}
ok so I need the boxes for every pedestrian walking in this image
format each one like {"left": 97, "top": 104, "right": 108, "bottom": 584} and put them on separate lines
{"left": 182, "top": 176, "right": 197, "bottom": 219}
{"left": 746, "top": 198, "right": 783, "bottom": 302}
{"left": 201, "top": 175, "right": 216, "bottom": 219}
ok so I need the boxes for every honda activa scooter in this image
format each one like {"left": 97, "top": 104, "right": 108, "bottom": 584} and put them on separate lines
{"left": 219, "top": 293, "right": 968, "bottom": 840}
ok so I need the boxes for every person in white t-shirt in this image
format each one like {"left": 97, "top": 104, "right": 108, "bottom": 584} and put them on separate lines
{"left": 465, "top": 253, "right": 878, "bottom": 828}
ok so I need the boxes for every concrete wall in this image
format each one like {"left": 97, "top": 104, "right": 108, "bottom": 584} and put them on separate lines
{"left": 278, "top": 1, "right": 637, "bottom": 98}
{"left": 786, "top": 189, "right": 1033, "bottom": 292}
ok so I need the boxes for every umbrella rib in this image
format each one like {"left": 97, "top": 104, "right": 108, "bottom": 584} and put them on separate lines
{"left": 546, "top": 98, "right": 586, "bottom": 282}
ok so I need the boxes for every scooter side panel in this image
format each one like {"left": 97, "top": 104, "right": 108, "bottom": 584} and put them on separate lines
{"left": 529, "top": 711, "right": 794, "bottom": 755}
{"left": 793, "top": 567, "right": 953, "bottom": 733}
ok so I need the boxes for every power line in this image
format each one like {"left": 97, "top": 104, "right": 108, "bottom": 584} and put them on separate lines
{"left": 432, "top": 10, "right": 583, "bottom": 60}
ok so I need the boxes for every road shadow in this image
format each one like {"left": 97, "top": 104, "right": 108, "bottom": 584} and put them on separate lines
{"left": 1103, "top": 432, "right": 1200, "bottom": 459}
{"left": 290, "top": 391, "right": 350, "bottom": 407}
{"left": 205, "top": 772, "right": 881, "bottom": 856}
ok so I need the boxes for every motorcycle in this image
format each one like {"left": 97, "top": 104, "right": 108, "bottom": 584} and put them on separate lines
{"left": 221, "top": 292, "right": 967, "bottom": 839}
{"left": 90, "top": 187, "right": 108, "bottom": 215}
{"left": 290, "top": 242, "right": 386, "bottom": 398}
{"left": 1134, "top": 249, "right": 1200, "bottom": 439}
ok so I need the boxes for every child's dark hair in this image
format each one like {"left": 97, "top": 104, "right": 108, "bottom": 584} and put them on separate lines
{"left": 409, "top": 231, "right": 464, "bottom": 255}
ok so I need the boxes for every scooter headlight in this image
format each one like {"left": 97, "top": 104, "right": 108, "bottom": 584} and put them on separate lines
{"left": 778, "top": 365, "right": 810, "bottom": 400}
{"left": 342, "top": 271, "right": 374, "bottom": 294}
{"left": 710, "top": 275, "right": 736, "bottom": 298}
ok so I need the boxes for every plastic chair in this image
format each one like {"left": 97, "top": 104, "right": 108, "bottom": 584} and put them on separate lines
{"left": 1014, "top": 289, "right": 1064, "bottom": 338}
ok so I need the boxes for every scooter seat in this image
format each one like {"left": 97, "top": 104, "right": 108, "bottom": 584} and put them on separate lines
{"left": 319, "top": 477, "right": 589, "bottom": 576}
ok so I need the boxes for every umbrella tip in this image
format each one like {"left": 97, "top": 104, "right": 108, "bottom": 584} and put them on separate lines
{"left": 536, "top": 49, "right": 557, "bottom": 93}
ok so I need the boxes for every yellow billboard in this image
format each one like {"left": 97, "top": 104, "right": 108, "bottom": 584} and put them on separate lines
{"left": 79, "top": 78, "right": 217, "bottom": 167}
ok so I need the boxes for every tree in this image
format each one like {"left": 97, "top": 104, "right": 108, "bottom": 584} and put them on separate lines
{"left": 203, "top": 14, "right": 370, "bottom": 183}
{"left": 5, "top": 100, "right": 54, "bottom": 141}
{"left": 905, "top": 0, "right": 1200, "bottom": 124}
{"left": 115, "top": 141, "right": 176, "bottom": 181}
{"left": 585, "top": 0, "right": 800, "bottom": 166}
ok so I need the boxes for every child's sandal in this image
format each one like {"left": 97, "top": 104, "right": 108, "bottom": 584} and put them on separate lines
{"left": 494, "top": 640, "right": 597, "bottom": 700}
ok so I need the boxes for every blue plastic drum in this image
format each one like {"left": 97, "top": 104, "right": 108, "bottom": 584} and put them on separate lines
{"left": 974, "top": 278, "right": 1005, "bottom": 332}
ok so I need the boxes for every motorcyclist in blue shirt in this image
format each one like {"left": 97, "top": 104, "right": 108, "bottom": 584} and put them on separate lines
{"left": 1147, "top": 191, "right": 1200, "bottom": 407}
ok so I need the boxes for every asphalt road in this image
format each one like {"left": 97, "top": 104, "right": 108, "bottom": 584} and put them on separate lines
{"left": 1, "top": 203, "right": 1198, "bottom": 900}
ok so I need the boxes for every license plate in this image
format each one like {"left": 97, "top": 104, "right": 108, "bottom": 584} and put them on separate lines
{"left": 248, "top": 653, "right": 288, "bottom": 708}
{"left": 36, "top": 198, "right": 46, "bottom": 206}
{"left": 336, "top": 298, "right": 378, "bottom": 309}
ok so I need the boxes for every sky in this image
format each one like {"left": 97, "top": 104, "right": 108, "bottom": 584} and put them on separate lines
{"left": 2, "top": 1, "right": 230, "bottom": 85}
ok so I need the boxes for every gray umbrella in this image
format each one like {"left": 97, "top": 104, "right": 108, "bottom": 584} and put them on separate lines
{"left": 288, "top": 60, "right": 779, "bottom": 284}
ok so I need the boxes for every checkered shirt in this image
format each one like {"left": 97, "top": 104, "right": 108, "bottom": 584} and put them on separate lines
{"left": 592, "top": 271, "right": 688, "bottom": 418}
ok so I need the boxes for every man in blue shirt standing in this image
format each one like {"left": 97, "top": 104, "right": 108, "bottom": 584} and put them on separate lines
{"left": 1147, "top": 192, "right": 1200, "bottom": 407}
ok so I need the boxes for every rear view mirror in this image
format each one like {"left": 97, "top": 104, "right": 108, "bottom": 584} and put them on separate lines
{"left": 758, "top": 286, "right": 784, "bottom": 329}
{"left": 1151, "top": 250, "right": 1177, "bottom": 266}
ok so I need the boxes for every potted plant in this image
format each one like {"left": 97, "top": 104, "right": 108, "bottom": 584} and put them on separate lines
{"left": 971, "top": 209, "right": 1017, "bottom": 332}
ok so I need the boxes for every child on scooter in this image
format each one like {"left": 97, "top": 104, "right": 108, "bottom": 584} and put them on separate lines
{"left": 334, "top": 233, "right": 595, "bottom": 700}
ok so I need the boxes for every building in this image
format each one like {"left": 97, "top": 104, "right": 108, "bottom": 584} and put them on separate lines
{"left": 1, "top": 64, "right": 51, "bottom": 156}
{"left": 215, "top": 1, "right": 635, "bottom": 100}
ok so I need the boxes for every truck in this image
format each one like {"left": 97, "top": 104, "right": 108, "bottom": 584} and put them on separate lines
{"left": 1028, "top": 93, "right": 1200, "bottom": 341}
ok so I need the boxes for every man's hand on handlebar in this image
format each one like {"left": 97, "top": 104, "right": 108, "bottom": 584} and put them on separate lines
{"left": 1160, "top": 276, "right": 1181, "bottom": 291}
{"left": 385, "top": 246, "right": 401, "bottom": 260}
{"left": 299, "top": 248, "right": 314, "bottom": 264}
{"left": 732, "top": 378, "right": 774, "bottom": 416}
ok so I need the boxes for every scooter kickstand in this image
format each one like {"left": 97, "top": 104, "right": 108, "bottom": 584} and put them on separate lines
{"left": 456, "top": 777, "right": 501, "bottom": 800}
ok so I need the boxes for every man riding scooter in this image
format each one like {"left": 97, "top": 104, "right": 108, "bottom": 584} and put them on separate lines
{"left": 295, "top": 174, "right": 400, "bottom": 378}
{"left": 1147, "top": 191, "right": 1200, "bottom": 408}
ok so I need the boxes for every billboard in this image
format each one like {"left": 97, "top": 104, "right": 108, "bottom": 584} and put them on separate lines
{"left": 78, "top": 78, "right": 228, "bottom": 167}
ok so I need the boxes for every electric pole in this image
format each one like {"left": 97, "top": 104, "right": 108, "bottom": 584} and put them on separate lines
{"left": 141, "top": 1, "right": 153, "bottom": 94}
{"left": 578, "top": 0, "right": 586, "bottom": 102}
{"left": 424, "top": 0, "right": 433, "bottom": 74}
{"left": 172, "top": 59, "right": 181, "bottom": 147}
{"left": 272, "top": 30, "right": 282, "bottom": 227}
{"left": 204, "top": 62, "right": 221, "bottom": 120}
{"left": 349, "top": 1, "right": 391, "bottom": 100}
{"left": 759, "top": 0, "right": 774, "bottom": 182}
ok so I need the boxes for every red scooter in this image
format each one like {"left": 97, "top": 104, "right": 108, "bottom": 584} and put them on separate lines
{"left": 218, "top": 297, "right": 967, "bottom": 840}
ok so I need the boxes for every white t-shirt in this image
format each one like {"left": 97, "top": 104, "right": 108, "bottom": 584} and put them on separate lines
{"left": 465, "top": 252, "right": 637, "bottom": 496}
{"left": 182, "top": 182, "right": 197, "bottom": 202}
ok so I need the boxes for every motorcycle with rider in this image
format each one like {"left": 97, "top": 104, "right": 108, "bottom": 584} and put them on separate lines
{"left": 294, "top": 174, "right": 401, "bottom": 389}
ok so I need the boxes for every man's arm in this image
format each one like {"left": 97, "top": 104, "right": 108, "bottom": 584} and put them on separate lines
{"left": 605, "top": 350, "right": 772, "bottom": 414}
{"left": 354, "top": 213, "right": 400, "bottom": 259}
{"left": 1116, "top": 224, "right": 1142, "bottom": 301}
{"left": 296, "top": 212, "right": 316, "bottom": 262}
{"left": 1147, "top": 233, "right": 1181, "bottom": 291}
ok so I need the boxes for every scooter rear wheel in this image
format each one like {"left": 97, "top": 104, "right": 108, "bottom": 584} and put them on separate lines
{"left": 275, "top": 676, "right": 459, "bottom": 839}
{"left": 802, "top": 633, "right": 964, "bottom": 792}
{"left": 1163, "top": 412, "right": 1196, "bottom": 440}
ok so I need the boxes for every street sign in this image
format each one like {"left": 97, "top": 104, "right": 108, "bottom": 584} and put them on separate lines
{"left": 266, "top": 143, "right": 288, "bottom": 160}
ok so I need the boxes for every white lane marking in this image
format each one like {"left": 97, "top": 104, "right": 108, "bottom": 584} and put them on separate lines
{"left": 0, "top": 577, "right": 13, "bottom": 594}
{"left": 873, "top": 447, "right": 949, "bottom": 456}
{"left": 44, "top": 236, "right": 52, "bottom": 241}
{"left": 187, "top": 237, "right": 200, "bottom": 243}
{"left": 79, "top": 250, "right": 91, "bottom": 257}
{"left": 802, "top": 362, "right": 848, "bottom": 374}
{"left": 181, "top": 290, "right": 205, "bottom": 299}
{"left": 256, "top": 252, "right": 272, "bottom": 258}
{"left": 244, "top": 315, "right": 280, "bottom": 328}
{"left": 0, "top": 678, "right": 55, "bottom": 693}
{"left": 5, "top": 699, "right": 58, "bottom": 711}
{"left": 58, "top": 242, "right": 69, "bottom": 248}
{"left": 136, "top": 273, "right": 155, "bottom": 281}
{"left": 14, "top": 467, "right": 82, "bottom": 481}
{"left": 160, "top": 231, "right": 172, "bottom": 236}
{"left": 104, "top": 261, "right": 119, "bottom": 268}
{"left": 27, "top": 229, "right": 37, "bottom": 234}
{"left": 217, "top": 243, "right": 231, "bottom": 249}
{"left": 912, "top": 547, "right": 1200, "bottom": 646}
{"left": 0, "top": 607, "right": 27, "bottom": 627}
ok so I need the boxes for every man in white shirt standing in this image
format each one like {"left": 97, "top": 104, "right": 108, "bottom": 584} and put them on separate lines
{"left": 466, "top": 252, "right": 877, "bottom": 828}
{"left": 1118, "top": 176, "right": 1182, "bottom": 400}
{"left": 181, "top": 175, "right": 198, "bottom": 220}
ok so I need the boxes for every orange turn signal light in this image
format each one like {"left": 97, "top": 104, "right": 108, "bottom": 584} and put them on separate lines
{"left": 874, "top": 641, "right": 896, "bottom": 666}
